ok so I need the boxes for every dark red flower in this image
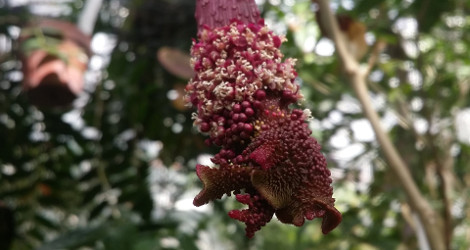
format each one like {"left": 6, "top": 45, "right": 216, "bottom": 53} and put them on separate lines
{"left": 185, "top": 0, "right": 341, "bottom": 238}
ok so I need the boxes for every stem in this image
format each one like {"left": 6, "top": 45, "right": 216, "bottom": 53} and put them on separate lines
{"left": 365, "top": 40, "right": 386, "bottom": 75}
{"left": 195, "top": 0, "right": 261, "bottom": 31}
{"left": 316, "top": 1, "right": 445, "bottom": 249}
{"left": 315, "top": 0, "right": 358, "bottom": 75}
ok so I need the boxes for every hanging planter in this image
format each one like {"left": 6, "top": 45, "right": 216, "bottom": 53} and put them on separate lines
{"left": 19, "top": 19, "right": 91, "bottom": 108}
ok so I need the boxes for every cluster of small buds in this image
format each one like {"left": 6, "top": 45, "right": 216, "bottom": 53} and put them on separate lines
{"left": 185, "top": 20, "right": 301, "bottom": 146}
{"left": 186, "top": 1, "right": 341, "bottom": 238}
{"left": 228, "top": 194, "right": 275, "bottom": 238}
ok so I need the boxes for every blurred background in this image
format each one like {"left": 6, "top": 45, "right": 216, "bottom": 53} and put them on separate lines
{"left": 0, "top": 0, "right": 469, "bottom": 249}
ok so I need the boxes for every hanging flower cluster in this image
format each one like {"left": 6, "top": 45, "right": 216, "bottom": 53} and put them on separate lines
{"left": 185, "top": 0, "right": 341, "bottom": 238}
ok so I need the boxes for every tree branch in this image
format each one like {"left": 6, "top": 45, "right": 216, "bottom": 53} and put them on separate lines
{"left": 365, "top": 40, "right": 386, "bottom": 75}
{"left": 315, "top": 1, "right": 445, "bottom": 249}
{"left": 316, "top": 0, "right": 358, "bottom": 75}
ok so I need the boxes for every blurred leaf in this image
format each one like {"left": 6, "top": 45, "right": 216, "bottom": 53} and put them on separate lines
{"left": 37, "top": 225, "right": 107, "bottom": 250}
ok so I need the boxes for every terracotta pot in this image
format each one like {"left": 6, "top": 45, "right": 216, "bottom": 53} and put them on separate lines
{"left": 20, "top": 19, "right": 91, "bottom": 108}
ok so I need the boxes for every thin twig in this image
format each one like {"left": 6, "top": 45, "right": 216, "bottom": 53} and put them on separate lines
{"left": 365, "top": 40, "right": 386, "bottom": 75}
{"left": 315, "top": 0, "right": 358, "bottom": 75}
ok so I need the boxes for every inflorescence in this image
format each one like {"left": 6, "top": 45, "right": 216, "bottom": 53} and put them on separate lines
{"left": 185, "top": 11, "right": 341, "bottom": 238}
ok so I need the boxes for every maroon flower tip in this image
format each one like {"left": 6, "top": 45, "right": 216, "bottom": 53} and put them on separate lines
{"left": 321, "top": 207, "right": 342, "bottom": 234}
{"left": 195, "top": 0, "right": 261, "bottom": 31}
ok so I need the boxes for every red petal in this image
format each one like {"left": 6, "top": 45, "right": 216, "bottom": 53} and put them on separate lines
{"left": 193, "top": 164, "right": 252, "bottom": 206}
